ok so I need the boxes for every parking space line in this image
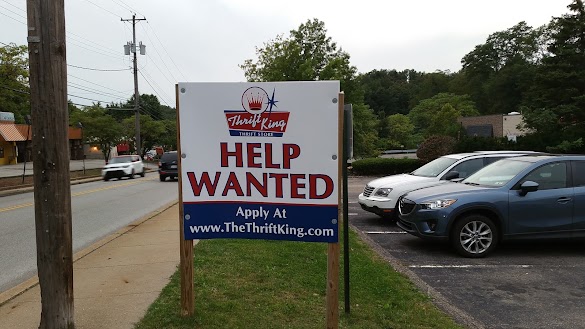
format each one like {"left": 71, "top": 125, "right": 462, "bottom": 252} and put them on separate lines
{"left": 366, "top": 231, "right": 407, "bottom": 234}
{"left": 409, "top": 265, "right": 533, "bottom": 268}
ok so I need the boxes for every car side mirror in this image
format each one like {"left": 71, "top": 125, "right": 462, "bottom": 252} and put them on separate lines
{"left": 443, "top": 171, "right": 460, "bottom": 180}
{"left": 519, "top": 181, "right": 539, "bottom": 196}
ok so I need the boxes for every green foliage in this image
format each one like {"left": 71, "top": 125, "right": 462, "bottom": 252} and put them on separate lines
{"left": 459, "top": 21, "right": 543, "bottom": 115}
{"left": 546, "top": 138, "right": 584, "bottom": 153}
{"left": 454, "top": 136, "right": 519, "bottom": 153}
{"left": 377, "top": 114, "right": 416, "bottom": 150}
{"left": 122, "top": 115, "right": 167, "bottom": 156}
{"left": 0, "top": 43, "right": 30, "bottom": 123}
{"left": 416, "top": 135, "right": 457, "bottom": 163}
{"left": 408, "top": 93, "right": 479, "bottom": 137}
{"left": 351, "top": 157, "right": 422, "bottom": 176}
{"left": 240, "top": 18, "right": 378, "bottom": 157}
{"left": 135, "top": 231, "right": 462, "bottom": 329}
{"left": 352, "top": 103, "right": 380, "bottom": 158}
{"left": 522, "top": 0, "right": 585, "bottom": 153}
{"left": 70, "top": 105, "right": 124, "bottom": 161}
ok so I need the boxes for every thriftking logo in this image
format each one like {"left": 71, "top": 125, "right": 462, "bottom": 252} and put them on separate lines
{"left": 224, "top": 87, "right": 290, "bottom": 137}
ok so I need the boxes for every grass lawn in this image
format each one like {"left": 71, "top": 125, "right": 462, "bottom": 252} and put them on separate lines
{"left": 135, "top": 227, "right": 463, "bottom": 329}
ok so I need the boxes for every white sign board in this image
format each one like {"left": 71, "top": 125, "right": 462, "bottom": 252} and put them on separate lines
{"left": 178, "top": 81, "right": 339, "bottom": 242}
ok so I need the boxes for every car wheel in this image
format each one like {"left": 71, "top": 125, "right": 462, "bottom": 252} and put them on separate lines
{"left": 103, "top": 177, "right": 109, "bottom": 181}
{"left": 451, "top": 214, "right": 498, "bottom": 258}
{"left": 159, "top": 175, "right": 166, "bottom": 182}
{"left": 140, "top": 168, "right": 145, "bottom": 177}
{"left": 129, "top": 169, "right": 135, "bottom": 179}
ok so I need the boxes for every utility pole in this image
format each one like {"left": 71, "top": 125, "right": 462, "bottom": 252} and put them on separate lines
{"left": 26, "top": 0, "right": 74, "bottom": 328}
{"left": 122, "top": 14, "right": 146, "bottom": 156}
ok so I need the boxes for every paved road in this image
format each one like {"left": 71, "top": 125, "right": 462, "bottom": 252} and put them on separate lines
{"left": 0, "top": 159, "right": 158, "bottom": 178}
{"left": 0, "top": 172, "right": 178, "bottom": 293}
{"left": 348, "top": 176, "right": 585, "bottom": 329}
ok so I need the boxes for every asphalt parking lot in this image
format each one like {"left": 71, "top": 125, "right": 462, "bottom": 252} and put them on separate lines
{"left": 348, "top": 176, "right": 585, "bottom": 329}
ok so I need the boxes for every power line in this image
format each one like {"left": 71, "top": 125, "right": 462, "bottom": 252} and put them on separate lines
{"left": 2, "top": 84, "right": 110, "bottom": 104}
{"left": 146, "top": 21, "right": 187, "bottom": 81}
{"left": 68, "top": 64, "right": 130, "bottom": 72}
{"left": 81, "top": 0, "right": 122, "bottom": 18}
{"left": 140, "top": 24, "right": 178, "bottom": 83}
{"left": 0, "top": 3, "right": 26, "bottom": 20}
{"left": 139, "top": 69, "right": 172, "bottom": 106}
{"left": 69, "top": 74, "right": 134, "bottom": 97}
{"left": 109, "top": 0, "right": 144, "bottom": 17}
{"left": 0, "top": 9, "right": 26, "bottom": 25}
{"left": 68, "top": 82, "right": 127, "bottom": 101}
{"left": 1, "top": 2, "right": 126, "bottom": 61}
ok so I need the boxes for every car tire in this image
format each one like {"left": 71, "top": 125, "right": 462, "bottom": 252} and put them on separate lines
{"left": 451, "top": 214, "right": 498, "bottom": 258}
{"left": 129, "top": 169, "right": 135, "bottom": 179}
{"left": 159, "top": 175, "right": 166, "bottom": 182}
{"left": 103, "top": 177, "right": 109, "bottom": 181}
{"left": 140, "top": 168, "right": 145, "bottom": 177}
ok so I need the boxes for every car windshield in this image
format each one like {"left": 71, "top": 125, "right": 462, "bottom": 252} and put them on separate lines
{"left": 463, "top": 159, "right": 532, "bottom": 187}
{"left": 110, "top": 156, "right": 133, "bottom": 164}
{"left": 411, "top": 157, "right": 457, "bottom": 177}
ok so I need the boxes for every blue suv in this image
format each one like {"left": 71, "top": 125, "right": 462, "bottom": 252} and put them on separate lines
{"left": 397, "top": 155, "right": 585, "bottom": 258}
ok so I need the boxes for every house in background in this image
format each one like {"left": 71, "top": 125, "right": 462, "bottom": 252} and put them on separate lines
{"left": 457, "top": 112, "right": 529, "bottom": 141}
{"left": 0, "top": 111, "right": 83, "bottom": 165}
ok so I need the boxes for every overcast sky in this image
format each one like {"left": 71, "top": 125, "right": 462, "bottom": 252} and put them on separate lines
{"left": 0, "top": 0, "right": 571, "bottom": 110}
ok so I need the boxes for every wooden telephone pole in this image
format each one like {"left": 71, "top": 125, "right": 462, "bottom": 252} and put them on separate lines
{"left": 26, "top": 0, "right": 75, "bottom": 328}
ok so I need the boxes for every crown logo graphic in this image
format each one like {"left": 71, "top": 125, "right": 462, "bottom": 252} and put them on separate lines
{"left": 247, "top": 94, "right": 264, "bottom": 111}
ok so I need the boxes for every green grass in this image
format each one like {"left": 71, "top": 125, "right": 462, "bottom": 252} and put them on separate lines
{"left": 135, "top": 228, "right": 463, "bottom": 329}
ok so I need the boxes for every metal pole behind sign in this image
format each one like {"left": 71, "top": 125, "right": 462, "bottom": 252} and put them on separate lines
{"left": 343, "top": 104, "right": 351, "bottom": 313}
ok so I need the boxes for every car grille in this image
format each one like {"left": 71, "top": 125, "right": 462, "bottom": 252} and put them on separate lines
{"left": 363, "top": 185, "right": 375, "bottom": 197}
{"left": 399, "top": 197, "right": 416, "bottom": 215}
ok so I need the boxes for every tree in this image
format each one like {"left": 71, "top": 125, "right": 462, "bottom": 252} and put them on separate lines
{"left": 359, "top": 69, "right": 412, "bottom": 116}
{"left": 70, "top": 105, "right": 124, "bottom": 162}
{"left": 240, "top": 18, "right": 378, "bottom": 157}
{"left": 377, "top": 114, "right": 416, "bottom": 150}
{"left": 122, "top": 114, "right": 166, "bottom": 156}
{"left": 522, "top": 0, "right": 585, "bottom": 153}
{"left": 352, "top": 103, "right": 380, "bottom": 158}
{"left": 0, "top": 43, "right": 30, "bottom": 123}
{"left": 408, "top": 93, "right": 479, "bottom": 137}
{"left": 459, "top": 22, "right": 545, "bottom": 114}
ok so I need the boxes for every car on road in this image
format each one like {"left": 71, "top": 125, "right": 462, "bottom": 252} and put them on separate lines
{"left": 102, "top": 155, "right": 145, "bottom": 181}
{"left": 158, "top": 151, "right": 178, "bottom": 181}
{"left": 358, "top": 151, "right": 540, "bottom": 221}
{"left": 397, "top": 154, "right": 585, "bottom": 258}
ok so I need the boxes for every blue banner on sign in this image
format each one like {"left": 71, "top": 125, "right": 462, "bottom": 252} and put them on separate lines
{"left": 183, "top": 202, "right": 338, "bottom": 243}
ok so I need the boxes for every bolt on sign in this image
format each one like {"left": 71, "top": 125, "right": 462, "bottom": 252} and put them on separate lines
{"left": 178, "top": 81, "right": 340, "bottom": 243}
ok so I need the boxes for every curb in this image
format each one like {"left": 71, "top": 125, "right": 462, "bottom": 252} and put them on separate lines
{"left": 350, "top": 223, "right": 486, "bottom": 329}
{"left": 0, "top": 199, "right": 179, "bottom": 307}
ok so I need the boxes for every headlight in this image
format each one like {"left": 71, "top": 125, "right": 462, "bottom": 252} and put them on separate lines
{"left": 420, "top": 199, "right": 457, "bottom": 209}
{"left": 374, "top": 188, "right": 392, "bottom": 197}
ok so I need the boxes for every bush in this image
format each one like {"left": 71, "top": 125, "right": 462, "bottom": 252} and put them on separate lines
{"left": 416, "top": 135, "right": 456, "bottom": 163}
{"left": 351, "top": 158, "right": 422, "bottom": 176}
{"left": 454, "top": 136, "right": 517, "bottom": 153}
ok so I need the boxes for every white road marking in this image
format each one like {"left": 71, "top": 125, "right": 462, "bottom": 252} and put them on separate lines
{"left": 409, "top": 265, "right": 533, "bottom": 269}
{"left": 366, "top": 231, "right": 407, "bottom": 234}
{"left": 348, "top": 213, "right": 358, "bottom": 216}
